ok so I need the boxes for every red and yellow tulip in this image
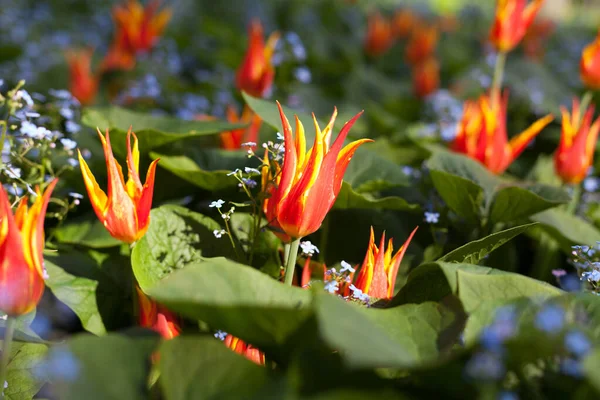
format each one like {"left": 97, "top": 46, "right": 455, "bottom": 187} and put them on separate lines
{"left": 392, "top": 9, "right": 416, "bottom": 39}
{"left": 489, "top": 0, "right": 545, "bottom": 52}
{"left": 236, "top": 20, "right": 280, "bottom": 98}
{"left": 66, "top": 49, "right": 99, "bottom": 106}
{"left": 78, "top": 128, "right": 159, "bottom": 244}
{"left": 412, "top": 57, "right": 440, "bottom": 98}
{"left": 555, "top": 98, "right": 600, "bottom": 184}
{"left": 451, "top": 91, "right": 553, "bottom": 174}
{"left": 137, "top": 286, "right": 180, "bottom": 339}
{"left": 224, "top": 334, "right": 265, "bottom": 365}
{"left": 0, "top": 179, "right": 57, "bottom": 316}
{"left": 264, "top": 102, "right": 371, "bottom": 240}
{"left": 405, "top": 25, "right": 438, "bottom": 66}
{"left": 221, "top": 105, "right": 262, "bottom": 150}
{"left": 581, "top": 31, "right": 600, "bottom": 89}
{"left": 364, "top": 11, "right": 394, "bottom": 57}
{"left": 112, "top": 0, "right": 171, "bottom": 55}
{"left": 353, "top": 227, "right": 418, "bottom": 300}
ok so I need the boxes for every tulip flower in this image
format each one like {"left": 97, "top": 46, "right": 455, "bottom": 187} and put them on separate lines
{"left": 137, "top": 286, "right": 180, "bottom": 339}
{"left": 581, "top": 31, "right": 600, "bottom": 89}
{"left": 489, "top": 0, "right": 545, "bottom": 52}
{"left": 268, "top": 102, "right": 372, "bottom": 240}
{"left": 405, "top": 25, "right": 438, "bottom": 65}
{"left": 451, "top": 91, "right": 553, "bottom": 174}
{"left": 224, "top": 334, "right": 265, "bottom": 365}
{"left": 353, "top": 227, "right": 418, "bottom": 300}
{"left": 392, "top": 9, "right": 416, "bottom": 39}
{"left": 412, "top": 57, "right": 440, "bottom": 98}
{"left": 221, "top": 105, "right": 262, "bottom": 150}
{"left": 261, "top": 148, "right": 291, "bottom": 243}
{"left": 364, "top": 11, "right": 394, "bottom": 57}
{"left": 0, "top": 179, "right": 57, "bottom": 316}
{"left": 66, "top": 49, "right": 99, "bottom": 105}
{"left": 78, "top": 128, "right": 159, "bottom": 244}
{"left": 100, "top": 35, "right": 137, "bottom": 72}
{"left": 554, "top": 98, "right": 600, "bottom": 184}
{"left": 112, "top": 0, "right": 171, "bottom": 55}
{"left": 236, "top": 20, "right": 280, "bottom": 98}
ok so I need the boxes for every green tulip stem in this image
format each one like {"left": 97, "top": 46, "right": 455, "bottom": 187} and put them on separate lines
{"left": 491, "top": 51, "right": 507, "bottom": 102}
{"left": 284, "top": 238, "right": 301, "bottom": 286}
{"left": 0, "top": 316, "right": 16, "bottom": 397}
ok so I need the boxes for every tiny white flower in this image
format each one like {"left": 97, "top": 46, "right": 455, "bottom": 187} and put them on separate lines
{"left": 241, "top": 142, "right": 256, "bottom": 147}
{"left": 340, "top": 261, "right": 355, "bottom": 273}
{"left": 300, "top": 241, "right": 320, "bottom": 257}
{"left": 424, "top": 211, "right": 440, "bottom": 224}
{"left": 42, "top": 268, "right": 49, "bottom": 280}
{"left": 69, "top": 192, "right": 84, "bottom": 199}
{"left": 227, "top": 169, "right": 241, "bottom": 176}
{"left": 213, "top": 229, "right": 226, "bottom": 239}
{"left": 60, "top": 138, "right": 77, "bottom": 151}
{"left": 276, "top": 132, "right": 284, "bottom": 141}
{"left": 209, "top": 199, "right": 225, "bottom": 208}
{"left": 244, "top": 167, "right": 261, "bottom": 174}
{"left": 0, "top": 314, "right": 6, "bottom": 321}
{"left": 5, "top": 166, "right": 21, "bottom": 179}
{"left": 324, "top": 280, "right": 339, "bottom": 294}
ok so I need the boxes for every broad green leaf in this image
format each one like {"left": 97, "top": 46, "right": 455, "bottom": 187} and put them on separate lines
{"left": 313, "top": 292, "right": 416, "bottom": 368}
{"left": 361, "top": 301, "right": 465, "bottom": 363}
{"left": 45, "top": 251, "right": 131, "bottom": 335}
{"left": 53, "top": 216, "right": 121, "bottom": 249}
{"left": 82, "top": 106, "right": 244, "bottom": 156}
{"left": 438, "top": 223, "right": 537, "bottom": 264}
{"left": 530, "top": 208, "right": 600, "bottom": 252}
{"left": 333, "top": 181, "right": 420, "bottom": 211}
{"left": 4, "top": 342, "right": 48, "bottom": 400}
{"left": 49, "top": 333, "right": 159, "bottom": 400}
{"left": 428, "top": 169, "right": 484, "bottom": 223}
{"left": 393, "top": 262, "right": 562, "bottom": 309}
{"left": 489, "top": 184, "right": 570, "bottom": 224}
{"left": 147, "top": 259, "right": 313, "bottom": 352}
{"left": 149, "top": 150, "right": 248, "bottom": 191}
{"left": 132, "top": 205, "right": 234, "bottom": 291}
{"left": 583, "top": 349, "right": 600, "bottom": 393}
{"left": 159, "top": 337, "right": 272, "bottom": 400}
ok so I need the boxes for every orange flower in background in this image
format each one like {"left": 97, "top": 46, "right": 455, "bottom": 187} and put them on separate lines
{"left": 221, "top": 105, "right": 262, "bottom": 150}
{"left": 78, "top": 128, "right": 159, "bottom": 244}
{"left": 236, "top": 20, "right": 280, "bottom": 98}
{"left": 405, "top": 25, "right": 438, "bottom": 65}
{"left": 581, "top": 31, "right": 600, "bottom": 89}
{"left": 353, "top": 227, "right": 418, "bottom": 300}
{"left": 364, "top": 11, "right": 394, "bottom": 56}
{"left": 266, "top": 102, "right": 372, "bottom": 240}
{"left": 66, "top": 49, "right": 99, "bottom": 105}
{"left": 489, "top": 0, "right": 545, "bottom": 52}
{"left": 555, "top": 98, "right": 600, "bottom": 184}
{"left": 0, "top": 179, "right": 57, "bottom": 316}
{"left": 522, "top": 19, "right": 554, "bottom": 61}
{"left": 100, "top": 36, "right": 137, "bottom": 72}
{"left": 112, "top": 0, "right": 171, "bottom": 55}
{"left": 451, "top": 91, "right": 554, "bottom": 174}
{"left": 224, "top": 335, "right": 265, "bottom": 365}
{"left": 137, "top": 287, "right": 180, "bottom": 339}
{"left": 412, "top": 58, "right": 440, "bottom": 98}
{"left": 392, "top": 9, "right": 416, "bottom": 39}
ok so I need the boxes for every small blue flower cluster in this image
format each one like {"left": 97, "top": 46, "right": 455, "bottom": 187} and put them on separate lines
{"left": 570, "top": 243, "right": 600, "bottom": 292}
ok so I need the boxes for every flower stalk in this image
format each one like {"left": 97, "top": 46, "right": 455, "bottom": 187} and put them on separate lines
{"left": 284, "top": 238, "right": 301, "bottom": 286}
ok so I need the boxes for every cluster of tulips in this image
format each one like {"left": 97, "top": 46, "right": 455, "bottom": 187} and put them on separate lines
{"left": 3, "top": 0, "right": 600, "bottom": 373}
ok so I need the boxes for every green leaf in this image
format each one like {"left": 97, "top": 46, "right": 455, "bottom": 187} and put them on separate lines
{"left": 393, "top": 262, "right": 562, "bottom": 309}
{"left": 4, "top": 342, "right": 48, "bottom": 400}
{"left": 53, "top": 216, "right": 121, "bottom": 249}
{"left": 49, "top": 333, "right": 159, "bottom": 400}
{"left": 438, "top": 223, "right": 538, "bottom": 264}
{"left": 312, "top": 292, "right": 417, "bottom": 368}
{"left": 149, "top": 150, "right": 247, "bottom": 191}
{"left": 530, "top": 208, "right": 600, "bottom": 252}
{"left": 333, "top": 182, "right": 420, "bottom": 211}
{"left": 0, "top": 312, "right": 45, "bottom": 344}
{"left": 489, "top": 184, "right": 570, "bottom": 224}
{"left": 146, "top": 259, "right": 313, "bottom": 352}
{"left": 82, "top": 106, "right": 244, "bottom": 156}
{"left": 583, "top": 349, "right": 600, "bottom": 393}
{"left": 132, "top": 205, "right": 234, "bottom": 291}
{"left": 159, "top": 336, "right": 272, "bottom": 400}
{"left": 44, "top": 250, "right": 131, "bottom": 335}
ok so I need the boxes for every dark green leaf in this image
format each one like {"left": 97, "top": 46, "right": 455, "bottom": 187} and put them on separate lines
{"left": 159, "top": 336, "right": 272, "bottom": 400}
{"left": 49, "top": 333, "right": 159, "bottom": 400}
{"left": 489, "top": 184, "right": 570, "bottom": 224}
{"left": 438, "top": 223, "right": 537, "bottom": 264}
{"left": 530, "top": 208, "right": 600, "bottom": 252}
{"left": 333, "top": 182, "right": 420, "bottom": 211}
{"left": 4, "top": 342, "right": 48, "bottom": 400}
{"left": 53, "top": 217, "right": 121, "bottom": 249}
{"left": 82, "top": 106, "right": 244, "bottom": 156}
